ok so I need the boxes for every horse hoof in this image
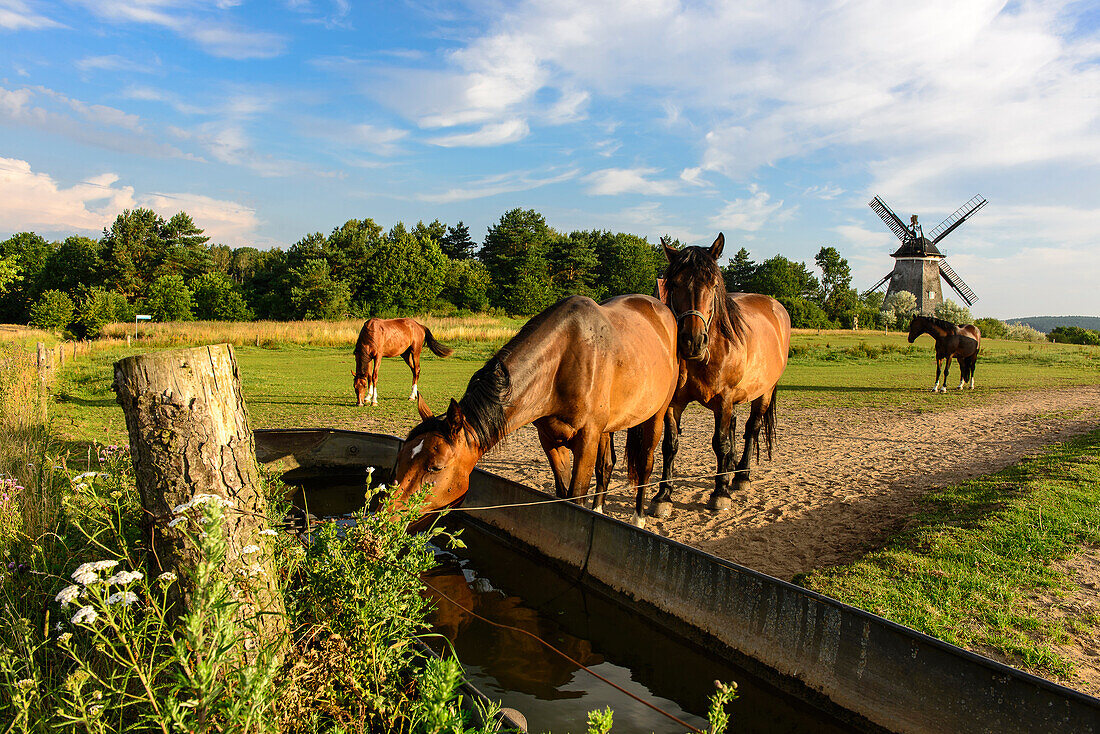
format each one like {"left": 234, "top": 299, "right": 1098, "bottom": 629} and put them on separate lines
{"left": 732, "top": 478, "right": 751, "bottom": 494}
{"left": 708, "top": 494, "right": 733, "bottom": 511}
{"left": 631, "top": 513, "right": 647, "bottom": 529}
{"left": 592, "top": 505, "right": 605, "bottom": 515}
{"left": 370, "top": 400, "right": 378, "bottom": 406}
{"left": 650, "top": 501, "right": 672, "bottom": 518}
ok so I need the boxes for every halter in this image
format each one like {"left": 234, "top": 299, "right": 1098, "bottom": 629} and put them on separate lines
{"left": 671, "top": 290, "right": 718, "bottom": 361}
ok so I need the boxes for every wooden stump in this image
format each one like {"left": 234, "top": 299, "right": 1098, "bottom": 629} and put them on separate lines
{"left": 113, "top": 344, "right": 287, "bottom": 647}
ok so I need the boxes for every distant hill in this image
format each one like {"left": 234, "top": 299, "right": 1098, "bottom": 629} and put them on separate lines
{"left": 1007, "top": 316, "right": 1100, "bottom": 333}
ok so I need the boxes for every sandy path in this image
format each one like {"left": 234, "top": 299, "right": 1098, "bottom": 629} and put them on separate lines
{"left": 471, "top": 385, "right": 1100, "bottom": 581}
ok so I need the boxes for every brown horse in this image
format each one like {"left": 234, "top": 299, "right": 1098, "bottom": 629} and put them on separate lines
{"left": 353, "top": 318, "right": 453, "bottom": 406}
{"left": 645, "top": 234, "right": 791, "bottom": 527}
{"left": 391, "top": 294, "right": 678, "bottom": 525}
{"left": 908, "top": 315, "right": 980, "bottom": 392}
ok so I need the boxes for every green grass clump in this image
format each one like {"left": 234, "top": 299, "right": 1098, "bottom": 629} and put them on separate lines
{"left": 799, "top": 429, "right": 1100, "bottom": 677}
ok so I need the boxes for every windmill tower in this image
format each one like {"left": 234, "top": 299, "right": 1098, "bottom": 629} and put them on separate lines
{"left": 864, "top": 195, "right": 985, "bottom": 314}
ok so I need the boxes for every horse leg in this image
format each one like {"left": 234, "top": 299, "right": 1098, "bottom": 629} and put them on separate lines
{"left": 370, "top": 355, "right": 381, "bottom": 405}
{"left": 650, "top": 401, "right": 684, "bottom": 518}
{"left": 956, "top": 353, "right": 966, "bottom": 390}
{"left": 707, "top": 399, "right": 737, "bottom": 511}
{"left": 593, "top": 432, "right": 615, "bottom": 514}
{"left": 968, "top": 356, "right": 977, "bottom": 389}
{"left": 629, "top": 411, "right": 665, "bottom": 529}
{"left": 941, "top": 355, "right": 952, "bottom": 393}
{"left": 402, "top": 347, "right": 421, "bottom": 401}
{"left": 566, "top": 427, "right": 600, "bottom": 506}
{"left": 536, "top": 421, "right": 570, "bottom": 499}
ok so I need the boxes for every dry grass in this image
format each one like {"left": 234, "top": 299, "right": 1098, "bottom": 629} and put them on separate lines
{"left": 100, "top": 315, "right": 522, "bottom": 347}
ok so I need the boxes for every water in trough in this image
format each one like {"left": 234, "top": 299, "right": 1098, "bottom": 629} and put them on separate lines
{"left": 288, "top": 474, "right": 856, "bottom": 734}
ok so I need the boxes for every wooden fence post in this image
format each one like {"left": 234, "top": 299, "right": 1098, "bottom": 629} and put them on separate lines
{"left": 36, "top": 342, "right": 47, "bottom": 422}
{"left": 113, "top": 344, "right": 287, "bottom": 649}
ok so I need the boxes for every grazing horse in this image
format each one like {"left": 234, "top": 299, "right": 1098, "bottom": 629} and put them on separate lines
{"left": 646, "top": 234, "right": 791, "bottom": 527}
{"left": 391, "top": 294, "right": 678, "bottom": 526}
{"left": 908, "top": 315, "right": 980, "bottom": 392}
{"left": 353, "top": 318, "right": 453, "bottom": 406}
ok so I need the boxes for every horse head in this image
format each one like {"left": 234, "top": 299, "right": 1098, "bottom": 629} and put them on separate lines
{"left": 907, "top": 315, "right": 926, "bottom": 343}
{"left": 353, "top": 371, "right": 369, "bottom": 406}
{"left": 662, "top": 233, "right": 727, "bottom": 361}
{"left": 391, "top": 395, "right": 480, "bottom": 529}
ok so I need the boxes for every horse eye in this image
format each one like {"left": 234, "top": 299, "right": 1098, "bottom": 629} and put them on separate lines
{"left": 428, "top": 463, "right": 447, "bottom": 473}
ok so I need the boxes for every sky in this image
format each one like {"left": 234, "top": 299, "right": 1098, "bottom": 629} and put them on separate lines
{"left": 1, "top": 0, "right": 1098, "bottom": 319}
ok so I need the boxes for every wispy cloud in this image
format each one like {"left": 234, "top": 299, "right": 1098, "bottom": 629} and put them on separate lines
{"left": 0, "top": 157, "right": 260, "bottom": 245}
{"left": 418, "top": 167, "right": 578, "bottom": 204}
{"left": 0, "top": 0, "right": 60, "bottom": 30}
{"left": 584, "top": 167, "right": 682, "bottom": 196}
{"left": 77, "top": 54, "right": 160, "bottom": 74}
{"left": 709, "top": 185, "right": 790, "bottom": 233}
{"left": 428, "top": 119, "right": 529, "bottom": 147}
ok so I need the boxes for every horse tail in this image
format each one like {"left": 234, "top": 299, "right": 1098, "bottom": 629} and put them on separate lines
{"left": 760, "top": 384, "right": 778, "bottom": 461}
{"left": 423, "top": 326, "right": 454, "bottom": 358}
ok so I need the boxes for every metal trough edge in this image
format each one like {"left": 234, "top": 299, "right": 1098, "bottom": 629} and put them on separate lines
{"left": 255, "top": 428, "right": 1100, "bottom": 734}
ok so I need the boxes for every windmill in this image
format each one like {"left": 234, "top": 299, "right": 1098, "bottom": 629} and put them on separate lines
{"left": 864, "top": 195, "right": 986, "bottom": 314}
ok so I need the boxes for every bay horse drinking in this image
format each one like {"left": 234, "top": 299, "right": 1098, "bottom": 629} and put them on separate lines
{"left": 353, "top": 318, "right": 453, "bottom": 406}
{"left": 646, "top": 234, "right": 791, "bottom": 527}
{"left": 907, "top": 315, "right": 980, "bottom": 392}
{"left": 391, "top": 294, "right": 678, "bottom": 526}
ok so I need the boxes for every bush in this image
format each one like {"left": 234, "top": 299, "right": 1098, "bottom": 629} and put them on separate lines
{"left": 974, "top": 317, "right": 1008, "bottom": 340}
{"left": 190, "top": 272, "right": 255, "bottom": 321}
{"left": 1006, "top": 323, "right": 1046, "bottom": 342}
{"left": 72, "top": 286, "right": 134, "bottom": 339}
{"left": 1048, "top": 326, "right": 1100, "bottom": 345}
{"left": 933, "top": 299, "right": 972, "bottom": 324}
{"left": 27, "top": 290, "right": 74, "bottom": 332}
{"left": 778, "top": 296, "right": 832, "bottom": 329}
{"left": 443, "top": 259, "right": 490, "bottom": 312}
{"left": 882, "top": 290, "right": 917, "bottom": 329}
{"left": 148, "top": 273, "right": 194, "bottom": 321}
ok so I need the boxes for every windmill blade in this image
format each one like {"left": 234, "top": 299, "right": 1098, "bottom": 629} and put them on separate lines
{"left": 869, "top": 196, "right": 912, "bottom": 242}
{"left": 929, "top": 195, "right": 988, "bottom": 244}
{"left": 862, "top": 271, "right": 892, "bottom": 296}
{"left": 939, "top": 261, "right": 978, "bottom": 306}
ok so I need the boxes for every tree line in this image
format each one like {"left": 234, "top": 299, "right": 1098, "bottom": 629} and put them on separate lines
{"left": 1, "top": 205, "right": 976, "bottom": 338}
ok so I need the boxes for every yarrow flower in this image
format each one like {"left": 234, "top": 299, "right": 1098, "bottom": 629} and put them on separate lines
{"left": 57, "top": 632, "right": 72, "bottom": 644}
{"left": 173, "top": 493, "right": 234, "bottom": 515}
{"left": 55, "top": 585, "right": 81, "bottom": 606}
{"left": 106, "top": 591, "right": 139, "bottom": 606}
{"left": 240, "top": 545, "right": 261, "bottom": 555}
{"left": 16, "top": 679, "right": 34, "bottom": 691}
{"left": 156, "top": 571, "right": 177, "bottom": 584}
{"left": 260, "top": 529, "right": 278, "bottom": 536}
{"left": 167, "top": 516, "right": 186, "bottom": 528}
{"left": 71, "top": 560, "right": 119, "bottom": 586}
{"left": 71, "top": 605, "right": 98, "bottom": 625}
{"left": 105, "top": 570, "right": 143, "bottom": 585}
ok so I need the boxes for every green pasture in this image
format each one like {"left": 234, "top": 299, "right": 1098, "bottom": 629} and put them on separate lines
{"left": 51, "top": 330, "right": 1100, "bottom": 446}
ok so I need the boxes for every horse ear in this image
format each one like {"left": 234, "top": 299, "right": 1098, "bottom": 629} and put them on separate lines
{"left": 417, "top": 394, "right": 433, "bottom": 420}
{"left": 446, "top": 398, "right": 465, "bottom": 437}
{"left": 709, "top": 233, "right": 725, "bottom": 260}
{"left": 662, "top": 237, "right": 678, "bottom": 263}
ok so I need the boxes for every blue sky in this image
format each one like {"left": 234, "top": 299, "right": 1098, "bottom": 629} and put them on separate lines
{"left": 1, "top": 0, "right": 1098, "bottom": 318}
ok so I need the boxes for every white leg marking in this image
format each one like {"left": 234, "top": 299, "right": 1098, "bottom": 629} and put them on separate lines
{"left": 593, "top": 505, "right": 605, "bottom": 515}
{"left": 631, "top": 513, "right": 646, "bottom": 529}
{"left": 957, "top": 380, "right": 965, "bottom": 390}
{"left": 408, "top": 383, "right": 418, "bottom": 401}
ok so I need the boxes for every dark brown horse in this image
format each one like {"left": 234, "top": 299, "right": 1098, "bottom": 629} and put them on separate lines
{"left": 353, "top": 318, "right": 453, "bottom": 406}
{"left": 646, "top": 234, "right": 791, "bottom": 527}
{"left": 391, "top": 294, "right": 678, "bottom": 525}
{"left": 908, "top": 315, "right": 980, "bottom": 392}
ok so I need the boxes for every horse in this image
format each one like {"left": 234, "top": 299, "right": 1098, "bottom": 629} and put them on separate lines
{"left": 353, "top": 318, "right": 453, "bottom": 406}
{"left": 390, "top": 294, "right": 678, "bottom": 527}
{"left": 907, "top": 315, "right": 980, "bottom": 392}
{"left": 645, "top": 233, "right": 791, "bottom": 527}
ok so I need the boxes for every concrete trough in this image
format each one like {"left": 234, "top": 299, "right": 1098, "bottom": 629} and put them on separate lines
{"left": 254, "top": 428, "right": 1100, "bottom": 734}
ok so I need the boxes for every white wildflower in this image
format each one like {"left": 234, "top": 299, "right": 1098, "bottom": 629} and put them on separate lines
{"left": 172, "top": 499, "right": 193, "bottom": 515}
{"left": 71, "top": 472, "right": 98, "bottom": 482}
{"left": 167, "top": 517, "right": 186, "bottom": 528}
{"left": 16, "top": 678, "right": 34, "bottom": 691}
{"left": 55, "top": 585, "right": 81, "bottom": 606}
{"left": 72, "top": 570, "right": 99, "bottom": 586}
{"left": 156, "top": 571, "right": 177, "bottom": 584}
{"left": 260, "top": 529, "right": 277, "bottom": 536}
{"left": 71, "top": 605, "right": 98, "bottom": 624}
{"left": 106, "top": 591, "right": 139, "bottom": 606}
{"left": 240, "top": 545, "right": 261, "bottom": 555}
{"left": 57, "top": 632, "right": 72, "bottom": 644}
{"left": 91, "top": 560, "right": 119, "bottom": 572}
{"left": 105, "top": 570, "right": 143, "bottom": 585}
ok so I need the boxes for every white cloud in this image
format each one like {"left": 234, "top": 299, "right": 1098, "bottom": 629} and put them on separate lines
{"left": 77, "top": 54, "right": 159, "bottom": 74}
{"left": 584, "top": 167, "right": 681, "bottom": 196}
{"left": 709, "top": 186, "right": 789, "bottom": 232}
{"left": 418, "top": 167, "right": 578, "bottom": 204}
{"left": 0, "top": 0, "right": 59, "bottom": 30}
{"left": 428, "top": 119, "right": 529, "bottom": 147}
{"left": 0, "top": 157, "right": 259, "bottom": 245}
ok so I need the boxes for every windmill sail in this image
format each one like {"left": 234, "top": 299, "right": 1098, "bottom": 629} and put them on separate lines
{"left": 869, "top": 196, "right": 912, "bottom": 242}
{"left": 929, "top": 195, "right": 987, "bottom": 244}
{"left": 863, "top": 271, "right": 892, "bottom": 296}
{"left": 939, "top": 261, "right": 977, "bottom": 306}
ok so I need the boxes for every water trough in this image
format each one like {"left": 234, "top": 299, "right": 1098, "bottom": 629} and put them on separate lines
{"left": 255, "top": 428, "right": 1100, "bottom": 734}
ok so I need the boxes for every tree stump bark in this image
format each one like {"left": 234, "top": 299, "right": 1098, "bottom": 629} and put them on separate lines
{"left": 113, "top": 344, "right": 287, "bottom": 647}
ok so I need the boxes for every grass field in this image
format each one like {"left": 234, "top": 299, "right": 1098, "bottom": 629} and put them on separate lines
{"left": 50, "top": 328, "right": 1100, "bottom": 446}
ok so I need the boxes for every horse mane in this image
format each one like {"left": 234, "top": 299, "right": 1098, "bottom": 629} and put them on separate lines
{"left": 664, "top": 246, "right": 743, "bottom": 341}
{"left": 352, "top": 319, "right": 375, "bottom": 377}
{"left": 918, "top": 315, "right": 959, "bottom": 332}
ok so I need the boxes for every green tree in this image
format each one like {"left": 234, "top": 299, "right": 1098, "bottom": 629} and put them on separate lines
{"left": 778, "top": 297, "right": 832, "bottom": 328}
{"left": 72, "top": 286, "right": 134, "bottom": 339}
{"left": 244, "top": 249, "right": 293, "bottom": 319}
{"left": 857, "top": 291, "right": 886, "bottom": 330}
{"left": 190, "top": 272, "right": 255, "bottom": 321}
{"left": 1048, "top": 326, "right": 1100, "bottom": 345}
{"left": 933, "top": 299, "right": 973, "bottom": 324}
{"left": 28, "top": 289, "right": 75, "bottom": 332}
{"left": 159, "top": 212, "right": 212, "bottom": 280}
{"left": 101, "top": 208, "right": 167, "bottom": 298}
{"left": 548, "top": 232, "right": 601, "bottom": 300}
{"left": 748, "top": 255, "right": 820, "bottom": 302}
{"left": 481, "top": 209, "right": 555, "bottom": 314}
{"left": 974, "top": 317, "right": 1008, "bottom": 339}
{"left": 442, "top": 259, "right": 491, "bottom": 311}
{"left": 148, "top": 273, "right": 194, "bottom": 321}
{"left": 591, "top": 231, "right": 664, "bottom": 299}
{"left": 288, "top": 259, "right": 351, "bottom": 320}
{"left": 814, "top": 246, "right": 858, "bottom": 325}
{"left": 0, "top": 231, "right": 53, "bottom": 322}
{"left": 883, "top": 290, "right": 918, "bottom": 329}
{"left": 40, "top": 236, "right": 105, "bottom": 295}
{"left": 440, "top": 221, "right": 474, "bottom": 260}
{"left": 722, "top": 247, "right": 756, "bottom": 293}
{"left": 0, "top": 254, "right": 18, "bottom": 297}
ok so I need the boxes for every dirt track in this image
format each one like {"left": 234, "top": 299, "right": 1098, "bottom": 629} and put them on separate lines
{"left": 472, "top": 385, "right": 1100, "bottom": 581}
